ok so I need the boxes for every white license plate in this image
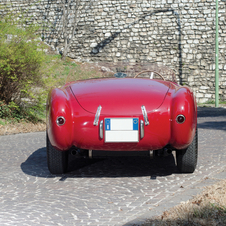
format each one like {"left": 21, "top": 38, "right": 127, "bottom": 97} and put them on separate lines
{"left": 104, "top": 118, "right": 139, "bottom": 143}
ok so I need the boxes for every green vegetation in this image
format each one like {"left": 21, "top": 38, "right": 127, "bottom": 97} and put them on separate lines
{"left": 0, "top": 12, "right": 102, "bottom": 125}
{"left": 0, "top": 10, "right": 46, "bottom": 123}
{"left": 41, "top": 54, "right": 103, "bottom": 89}
{"left": 198, "top": 100, "right": 226, "bottom": 106}
{"left": 0, "top": 8, "right": 106, "bottom": 125}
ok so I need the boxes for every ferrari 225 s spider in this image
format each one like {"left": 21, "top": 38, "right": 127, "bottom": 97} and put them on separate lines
{"left": 46, "top": 63, "right": 197, "bottom": 174}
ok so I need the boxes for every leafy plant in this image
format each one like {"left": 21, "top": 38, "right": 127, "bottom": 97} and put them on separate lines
{"left": 0, "top": 11, "right": 46, "bottom": 105}
{"left": 0, "top": 100, "right": 43, "bottom": 123}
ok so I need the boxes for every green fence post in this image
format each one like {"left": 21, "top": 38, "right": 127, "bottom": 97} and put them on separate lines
{"left": 215, "top": 0, "right": 219, "bottom": 107}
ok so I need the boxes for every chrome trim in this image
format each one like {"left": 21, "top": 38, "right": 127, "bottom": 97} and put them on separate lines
{"left": 93, "top": 105, "right": 102, "bottom": 126}
{"left": 140, "top": 120, "right": 144, "bottom": 139}
{"left": 89, "top": 150, "right": 92, "bottom": 159}
{"left": 56, "top": 116, "right": 66, "bottom": 126}
{"left": 176, "top": 114, "right": 186, "bottom": 124}
{"left": 141, "top": 105, "right": 149, "bottom": 125}
{"left": 100, "top": 120, "right": 103, "bottom": 139}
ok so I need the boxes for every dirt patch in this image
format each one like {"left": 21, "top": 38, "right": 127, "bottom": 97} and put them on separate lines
{"left": 0, "top": 121, "right": 46, "bottom": 136}
{"left": 144, "top": 179, "right": 226, "bottom": 226}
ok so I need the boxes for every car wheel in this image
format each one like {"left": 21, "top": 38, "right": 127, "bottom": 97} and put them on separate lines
{"left": 176, "top": 129, "right": 198, "bottom": 173}
{"left": 46, "top": 133, "right": 68, "bottom": 174}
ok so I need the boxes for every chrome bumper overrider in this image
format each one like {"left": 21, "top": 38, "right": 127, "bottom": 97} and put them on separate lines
{"left": 141, "top": 105, "right": 149, "bottom": 126}
{"left": 93, "top": 105, "right": 102, "bottom": 126}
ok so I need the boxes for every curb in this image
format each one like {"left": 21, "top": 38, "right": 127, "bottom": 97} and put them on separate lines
{"left": 123, "top": 169, "right": 226, "bottom": 226}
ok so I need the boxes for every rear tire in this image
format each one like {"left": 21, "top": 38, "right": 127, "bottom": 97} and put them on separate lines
{"left": 46, "top": 133, "right": 68, "bottom": 174}
{"left": 176, "top": 129, "right": 198, "bottom": 173}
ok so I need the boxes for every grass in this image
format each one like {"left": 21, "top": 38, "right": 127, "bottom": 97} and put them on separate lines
{"left": 198, "top": 100, "right": 226, "bottom": 106}
{"left": 0, "top": 118, "right": 46, "bottom": 135}
{"left": 144, "top": 179, "right": 226, "bottom": 226}
{"left": 0, "top": 119, "right": 6, "bottom": 126}
{"left": 41, "top": 54, "right": 108, "bottom": 88}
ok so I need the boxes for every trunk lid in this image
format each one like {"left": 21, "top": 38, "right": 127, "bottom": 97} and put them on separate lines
{"left": 69, "top": 78, "right": 170, "bottom": 115}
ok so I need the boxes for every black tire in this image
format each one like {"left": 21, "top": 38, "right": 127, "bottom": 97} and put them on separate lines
{"left": 46, "top": 133, "right": 68, "bottom": 174}
{"left": 176, "top": 129, "right": 198, "bottom": 173}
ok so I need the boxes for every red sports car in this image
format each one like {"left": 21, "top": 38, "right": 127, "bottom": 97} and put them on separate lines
{"left": 46, "top": 63, "right": 197, "bottom": 174}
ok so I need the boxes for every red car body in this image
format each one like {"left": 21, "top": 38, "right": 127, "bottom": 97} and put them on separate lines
{"left": 46, "top": 70, "right": 197, "bottom": 174}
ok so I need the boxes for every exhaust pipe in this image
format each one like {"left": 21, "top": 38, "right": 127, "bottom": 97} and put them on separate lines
{"left": 71, "top": 149, "right": 78, "bottom": 156}
{"left": 150, "top": 150, "right": 154, "bottom": 159}
{"left": 70, "top": 148, "right": 89, "bottom": 158}
{"left": 154, "top": 148, "right": 172, "bottom": 157}
{"left": 158, "top": 148, "right": 172, "bottom": 157}
{"left": 164, "top": 148, "right": 172, "bottom": 156}
{"left": 89, "top": 150, "right": 92, "bottom": 159}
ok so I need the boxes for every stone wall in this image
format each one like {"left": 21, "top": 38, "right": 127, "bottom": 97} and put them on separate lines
{"left": 1, "top": 0, "right": 226, "bottom": 103}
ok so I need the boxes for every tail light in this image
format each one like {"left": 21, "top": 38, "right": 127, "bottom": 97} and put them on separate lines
{"left": 176, "top": 114, "right": 185, "bottom": 124}
{"left": 56, "top": 116, "right": 66, "bottom": 126}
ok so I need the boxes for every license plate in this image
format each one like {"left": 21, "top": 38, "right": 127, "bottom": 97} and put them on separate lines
{"left": 104, "top": 118, "right": 139, "bottom": 143}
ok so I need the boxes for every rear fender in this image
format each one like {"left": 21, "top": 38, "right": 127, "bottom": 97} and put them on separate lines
{"left": 170, "top": 87, "right": 197, "bottom": 149}
{"left": 46, "top": 88, "right": 73, "bottom": 150}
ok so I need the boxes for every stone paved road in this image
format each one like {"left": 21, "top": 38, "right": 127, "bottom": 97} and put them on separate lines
{"left": 0, "top": 107, "right": 226, "bottom": 226}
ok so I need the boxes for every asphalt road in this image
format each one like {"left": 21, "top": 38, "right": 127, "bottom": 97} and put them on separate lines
{"left": 0, "top": 107, "right": 226, "bottom": 226}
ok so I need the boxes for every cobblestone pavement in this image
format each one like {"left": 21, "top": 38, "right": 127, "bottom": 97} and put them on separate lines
{"left": 0, "top": 107, "right": 226, "bottom": 226}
